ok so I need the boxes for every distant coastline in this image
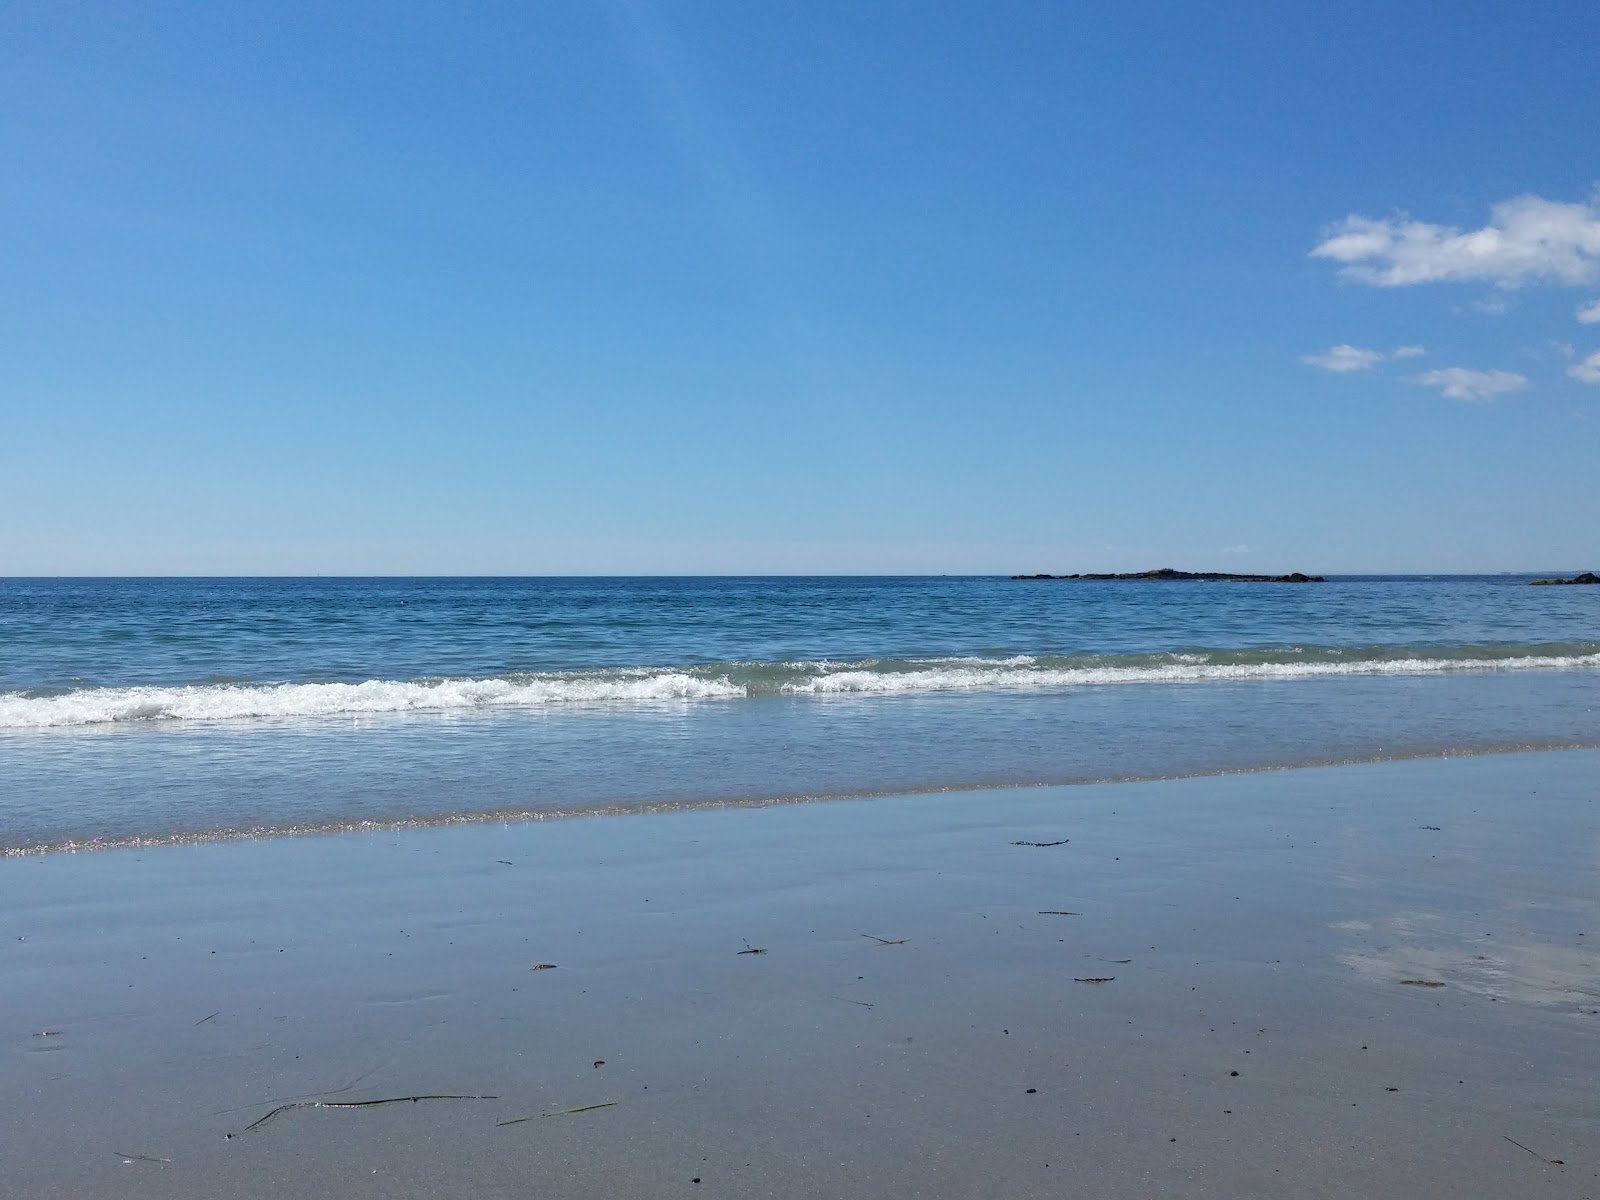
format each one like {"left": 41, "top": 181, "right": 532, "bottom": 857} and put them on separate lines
{"left": 1012, "top": 567, "right": 1325, "bottom": 583}
{"left": 1529, "top": 572, "right": 1599, "bottom": 586}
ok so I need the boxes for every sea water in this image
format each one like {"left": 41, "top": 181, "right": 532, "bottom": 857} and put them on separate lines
{"left": 1, "top": 576, "right": 1596, "bottom": 853}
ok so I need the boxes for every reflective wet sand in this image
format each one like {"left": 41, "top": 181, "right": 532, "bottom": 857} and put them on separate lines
{"left": 4, "top": 750, "right": 1596, "bottom": 1198}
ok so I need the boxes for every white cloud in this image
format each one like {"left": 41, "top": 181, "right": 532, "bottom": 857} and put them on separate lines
{"left": 1409, "top": 367, "right": 1532, "bottom": 403}
{"left": 1302, "top": 344, "right": 1383, "bottom": 372}
{"left": 1312, "top": 191, "right": 1600, "bottom": 288}
{"left": 1302, "top": 343, "right": 1427, "bottom": 372}
{"left": 1569, "top": 351, "right": 1600, "bottom": 385}
{"left": 1220, "top": 544, "right": 1253, "bottom": 554}
{"left": 1578, "top": 298, "right": 1600, "bottom": 324}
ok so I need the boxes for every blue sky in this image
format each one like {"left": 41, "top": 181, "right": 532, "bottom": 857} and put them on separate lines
{"left": 3, "top": 0, "right": 1597, "bottom": 574}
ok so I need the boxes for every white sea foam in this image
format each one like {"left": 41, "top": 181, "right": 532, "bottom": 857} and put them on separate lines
{"left": 1, "top": 651, "right": 1595, "bottom": 729}
{"left": 786, "top": 652, "right": 1600, "bottom": 693}
{"left": 0, "top": 673, "right": 745, "bottom": 730}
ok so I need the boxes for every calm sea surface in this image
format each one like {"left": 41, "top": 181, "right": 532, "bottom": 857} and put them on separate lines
{"left": 2, "top": 576, "right": 1596, "bottom": 853}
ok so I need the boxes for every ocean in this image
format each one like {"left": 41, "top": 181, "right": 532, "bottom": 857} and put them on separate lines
{"left": 2, "top": 575, "right": 1596, "bottom": 854}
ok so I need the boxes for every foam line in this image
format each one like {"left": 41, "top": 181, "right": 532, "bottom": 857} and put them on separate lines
{"left": 3, "top": 647, "right": 1596, "bottom": 729}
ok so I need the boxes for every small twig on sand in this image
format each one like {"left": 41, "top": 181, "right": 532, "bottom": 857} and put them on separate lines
{"left": 216, "top": 1063, "right": 390, "bottom": 1116}
{"left": 242, "top": 1095, "right": 495, "bottom": 1132}
{"left": 1012, "top": 839, "right": 1069, "bottom": 847}
{"left": 530, "top": 963, "right": 558, "bottom": 970}
{"left": 833, "top": 996, "right": 875, "bottom": 1008}
{"left": 1400, "top": 979, "right": 1445, "bottom": 988}
{"left": 1038, "top": 911, "right": 1079, "bottom": 916}
{"left": 1504, "top": 1136, "right": 1564, "bottom": 1165}
{"left": 737, "top": 941, "right": 767, "bottom": 955}
{"left": 114, "top": 1151, "right": 172, "bottom": 1164}
{"left": 498, "top": 1101, "right": 617, "bottom": 1126}
{"left": 194, "top": 1012, "right": 219, "bottom": 1026}
{"left": 861, "top": 934, "right": 909, "bottom": 945}
{"left": 1074, "top": 977, "right": 1115, "bottom": 983}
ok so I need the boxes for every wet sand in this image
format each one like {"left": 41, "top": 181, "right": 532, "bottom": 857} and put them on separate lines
{"left": 3, "top": 750, "right": 1597, "bottom": 1198}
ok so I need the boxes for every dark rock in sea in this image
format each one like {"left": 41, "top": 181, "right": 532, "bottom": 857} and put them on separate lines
{"left": 1011, "top": 567, "right": 1325, "bottom": 583}
{"left": 1530, "top": 572, "right": 1600, "bottom": 586}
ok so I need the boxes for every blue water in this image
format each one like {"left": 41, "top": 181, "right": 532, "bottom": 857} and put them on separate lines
{"left": 2, "top": 576, "right": 1597, "bottom": 852}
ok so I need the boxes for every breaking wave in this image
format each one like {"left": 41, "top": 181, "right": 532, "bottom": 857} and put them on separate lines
{"left": 3, "top": 645, "right": 1597, "bottom": 730}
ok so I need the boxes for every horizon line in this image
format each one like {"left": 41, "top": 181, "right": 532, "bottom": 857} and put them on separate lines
{"left": 0, "top": 570, "right": 1590, "bottom": 581}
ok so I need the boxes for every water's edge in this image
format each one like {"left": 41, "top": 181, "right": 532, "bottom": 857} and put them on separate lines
{"left": 9, "top": 738, "right": 1595, "bottom": 859}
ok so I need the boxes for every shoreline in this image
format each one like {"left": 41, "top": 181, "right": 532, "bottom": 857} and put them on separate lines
{"left": 5, "top": 749, "right": 1596, "bottom": 1198}
{"left": 7, "top": 736, "right": 1600, "bottom": 859}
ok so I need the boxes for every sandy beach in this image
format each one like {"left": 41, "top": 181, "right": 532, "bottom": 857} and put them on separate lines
{"left": 4, "top": 749, "right": 1596, "bottom": 1198}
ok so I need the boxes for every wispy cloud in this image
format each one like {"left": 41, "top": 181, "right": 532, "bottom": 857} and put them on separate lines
{"left": 1312, "top": 191, "right": 1600, "bottom": 289}
{"left": 1302, "top": 344, "right": 1382, "bottom": 372}
{"left": 1409, "top": 368, "right": 1532, "bottom": 403}
{"left": 1578, "top": 298, "right": 1600, "bottom": 324}
{"left": 1219, "top": 544, "right": 1253, "bottom": 554}
{"left": 1569, "top": 351, "right": 1600, "bottom": 385}
{"left": 1466, "top": 293, "right": 1515, "bottom": 315}
{"left": 1301, "top": 343, "right": 1425, "bottom": 372}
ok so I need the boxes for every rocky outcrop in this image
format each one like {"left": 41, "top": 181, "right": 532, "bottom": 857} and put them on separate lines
{"left": 1012, "top": 568, "right": 1325, "bottom": 583}
{"left": 1530, "top": 572, "right": 1600, "bottom": 585}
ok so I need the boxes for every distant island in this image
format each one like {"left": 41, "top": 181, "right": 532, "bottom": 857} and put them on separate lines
{"left": 1012, "top": 568, "right": 1325, "bottom": 583}
{"left": 1530, "top": 572, "right": 1599, "bottom": 586}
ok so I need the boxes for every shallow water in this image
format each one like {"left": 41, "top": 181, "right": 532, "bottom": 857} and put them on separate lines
{"left": 1, "top": 576, "right": 1596, "bottom": 851}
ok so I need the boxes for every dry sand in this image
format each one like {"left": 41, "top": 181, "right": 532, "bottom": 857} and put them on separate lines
{"left": 3, "top": 749, "right": 1597, "bottom": 1198}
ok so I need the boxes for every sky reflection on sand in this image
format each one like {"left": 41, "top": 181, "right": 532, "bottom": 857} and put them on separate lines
{"left": 1336, "top": 906, "right": 1600, "bottom": 1013}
